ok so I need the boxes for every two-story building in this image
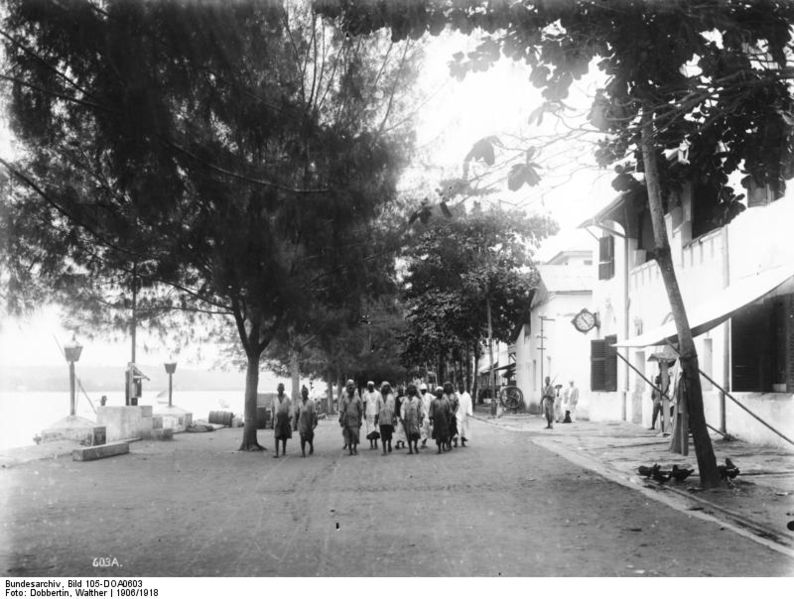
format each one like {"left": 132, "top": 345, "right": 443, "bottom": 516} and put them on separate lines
{"left": 511, "top": 247, "right": 594, "bottom": 413}
{"left": 580, "top": 180, "right": 794, "bottom": 447}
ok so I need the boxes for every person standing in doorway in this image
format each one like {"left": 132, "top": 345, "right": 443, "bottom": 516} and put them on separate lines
{"left": 541, "top": 377, "right": 555, "bottom": 430}
{"left": 272, "top": 383, "right": 292, "bottom": 457}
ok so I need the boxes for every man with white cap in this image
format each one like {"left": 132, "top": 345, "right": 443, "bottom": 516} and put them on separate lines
{"left": 361, "top": 380, "right": 382, "bottom": 450}
{"left": 419, "top": 383, "right": 433, "bottom": 448}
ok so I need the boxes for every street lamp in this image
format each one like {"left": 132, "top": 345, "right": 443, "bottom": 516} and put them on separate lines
{"left": 64, "top": 338, "right": 83, "bottom": 417}
{"left": 164, "top": 362, "right": 177, "bottom": 408}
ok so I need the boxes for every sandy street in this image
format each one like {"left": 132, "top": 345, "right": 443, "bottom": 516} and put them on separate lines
{"left": 1, "top": 419, "right": 793, "bottom": 577}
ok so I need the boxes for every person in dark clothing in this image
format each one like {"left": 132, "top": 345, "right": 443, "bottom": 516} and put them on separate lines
{"left": 295, "top": 385, "right": 318, "bottom": 457}
{"left": 339, "top": 380, "right": 363, "bottom": 456}
{"left": 650, "top": 374, "right": 670, "bottom": 431}
{"left": 429, "top": 386, "right": 450, "bottom": 453}
{"left": 272, "top": 383, "right": 292, "bottom": 457}
{"left": 541, "top": 377, "right": 555, "bottom": 429}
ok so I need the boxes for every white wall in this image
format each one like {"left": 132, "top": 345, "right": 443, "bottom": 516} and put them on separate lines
{"left": 515, "top": 292, "right": 593, "bottom": 413}
{"left": 620, "top": 193, "right": 794, "bottom": 445}
{"left": 588, "top": 222, "right": 630, "bottom": 422}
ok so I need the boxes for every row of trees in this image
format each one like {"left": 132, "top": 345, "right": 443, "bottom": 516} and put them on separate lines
{"left": 315, "top": 0, "right": 794, "bottom": 487}
{"left": 401, "top": 203, "right": 556, "bottom": 399}
{"left": 11, "top": 0, "right": 789, "bottom": 489}
{"left": 1, "top": 1, "right": 552, "bottom": 449}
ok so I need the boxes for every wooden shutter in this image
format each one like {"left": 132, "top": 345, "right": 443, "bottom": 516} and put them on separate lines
{"left": 591, "top": 339, "right": 607, "bottom": 391}
{"left": 598, "top": 235, "right": 615, "bottom": 280}
{"left": 605, "top": 334, "right": 618, "bottom": 392}
{"left": 731, "top": 303, "right": 766, "bottom": 391}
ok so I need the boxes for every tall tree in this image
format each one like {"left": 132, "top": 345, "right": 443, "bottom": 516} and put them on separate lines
{"left": 1, "top": 0, "right": 419, "bottom": 450}
{"left": 401, "top": 204, "right": 556, "bottom": 396}
{"left": 317, "top": 0, "right": 794, "bottom": 487}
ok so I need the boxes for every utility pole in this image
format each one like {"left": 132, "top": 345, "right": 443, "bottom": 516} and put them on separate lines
{"left": 537, "top": 315, "right": 555, "bottom": 394}
{"left": 131, "top": 261, "right": 138, "bottom": 365}
{"left": 487, "top": 296, "right": 495, "bottom": 413}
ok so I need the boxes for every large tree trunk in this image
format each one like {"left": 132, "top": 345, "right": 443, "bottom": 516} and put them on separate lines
{"left": 326, "top": 377, "right": 334, "bottom": 415}
{"left": 289, "top": 345, "right": 300, "bottom": 403}
{"left": 465, "top": 346, "right": 472, "bottom": 393}
{"left": 239, "top": 351, "right": 264, "bottom": 451}
{"left": 641, "top": 112, "right": 720, "bottom": 488}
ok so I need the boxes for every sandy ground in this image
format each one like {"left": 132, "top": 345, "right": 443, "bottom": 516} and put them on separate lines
{"left": 1, "top": 419, "right": 793, "bottom": 576}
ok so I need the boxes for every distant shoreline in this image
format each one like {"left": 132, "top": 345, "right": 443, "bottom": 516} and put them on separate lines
{"left": 0, "top": 364, "right": 289, "bottom": 393}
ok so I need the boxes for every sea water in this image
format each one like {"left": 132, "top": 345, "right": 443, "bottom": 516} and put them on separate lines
{"left": 0, "top": 388, "right": 260, "bottom": 451}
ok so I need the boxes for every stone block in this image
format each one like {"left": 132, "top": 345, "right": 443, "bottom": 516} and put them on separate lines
{"left": 140, "top": 427, "right": 173, "bottom": 441}
{"left": 152, "top": 405, "right": 193, "bottom": 433}
{"left": 39, "top": 416, "right": 100, "bottom": 445}
{"left": 152, "top": 415, "right": 164, "bottom": 429}
{"left": 72, "top": 441, "right": 129, "bottom": 462}
{"left": 139, "top": 405, "right": 153, "bottom": 418}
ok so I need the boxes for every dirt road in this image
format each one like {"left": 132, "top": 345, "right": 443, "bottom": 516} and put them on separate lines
{"left": 1, "top": 419, "right": 792, "bottom": 576}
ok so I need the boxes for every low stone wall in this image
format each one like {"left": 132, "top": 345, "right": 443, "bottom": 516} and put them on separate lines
{"left": 152, "top": 405, "right": 192, "bottom": 433}
{"left": 97, "top": 405, "right": 154, "bottom": 442}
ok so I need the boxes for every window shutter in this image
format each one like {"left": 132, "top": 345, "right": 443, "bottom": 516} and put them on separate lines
{"left": 591, "top": 339, "right": 607, "bottom": 391}
{"left": 598, "top": 236, "right": 615, "bottom": 280}
{"left": 605, "top": 334, "right": 618, "bottom": 392}
{"left": 731, "top": 304, "right": 766, "bottom": 391}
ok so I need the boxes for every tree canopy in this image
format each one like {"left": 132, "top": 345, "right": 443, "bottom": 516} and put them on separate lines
{"left": 1, "top": 0, "right": 421, "bottom": 449}
{"left": 401, "top": 203, "right": 557, "bottom": 391}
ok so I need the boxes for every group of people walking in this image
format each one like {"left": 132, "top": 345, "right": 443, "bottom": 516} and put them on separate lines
{"left": 269, "top": 379, "right": 474, "bottom": 458}
{"left": 340, "top": 379, "right": 473, "bottom": 456}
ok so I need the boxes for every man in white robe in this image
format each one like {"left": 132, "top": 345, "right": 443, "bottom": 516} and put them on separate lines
{"left": 456, "top": 381, "right": 473, "bottom": 446}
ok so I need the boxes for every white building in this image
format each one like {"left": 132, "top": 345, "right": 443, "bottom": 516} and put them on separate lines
{"left": 580, "top": 182, "right": 794, "bottom": 448}
{"left": 513, "top": 248, "right": 594, "bottom": 413}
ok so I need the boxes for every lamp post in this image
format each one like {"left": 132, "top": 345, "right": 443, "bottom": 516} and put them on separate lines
{"left": 63, "top": 339, "right": 83, "bottom": 417}
{"left": 164, "top": 362, "right": 177, "bottom": 408}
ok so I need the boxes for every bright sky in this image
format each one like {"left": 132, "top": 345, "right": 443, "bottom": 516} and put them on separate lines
{"left": 0, "top": 27, "right": 613, "bottom": 369}
{"left": 409, "top": 31, "right": 615, "bottom": 227}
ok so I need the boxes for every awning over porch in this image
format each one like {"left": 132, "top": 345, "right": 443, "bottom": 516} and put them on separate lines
{"left": 614, "top": 264, "right": 794, "bottom": 348}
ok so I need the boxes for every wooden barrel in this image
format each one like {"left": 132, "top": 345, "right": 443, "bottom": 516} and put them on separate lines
{"left": 208, "top": 410, "right": 234, "bottom": 426}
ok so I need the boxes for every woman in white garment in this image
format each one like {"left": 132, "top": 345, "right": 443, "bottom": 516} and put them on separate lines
{"left": 361, "top": 380, "right": 382, "bottom": 450}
